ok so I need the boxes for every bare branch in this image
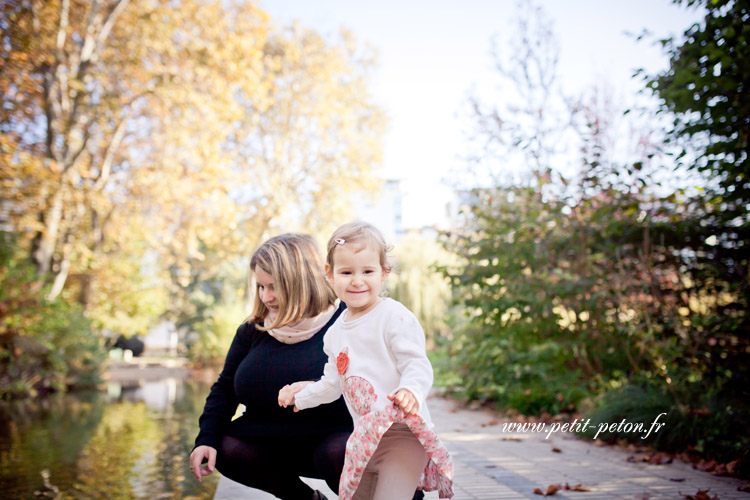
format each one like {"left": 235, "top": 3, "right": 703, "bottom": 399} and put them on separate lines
{"left": 94, "top": 110, "right": 132, "bottom": 190}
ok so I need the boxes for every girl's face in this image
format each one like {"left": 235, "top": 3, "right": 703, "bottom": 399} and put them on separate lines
{"left": 327, "top": 243, "right": 388, "bottom": 321}
{"left": 255, "top": 265, "right": 279, "bottom": 317}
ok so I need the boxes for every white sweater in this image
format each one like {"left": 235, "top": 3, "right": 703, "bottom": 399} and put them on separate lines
{"left": 294, "top": 298, "right": 434, "bottom": 426}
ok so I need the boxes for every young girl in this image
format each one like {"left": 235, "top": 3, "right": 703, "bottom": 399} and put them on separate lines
{"left": 278, "top": 221, "right": 454, "bottom": 500}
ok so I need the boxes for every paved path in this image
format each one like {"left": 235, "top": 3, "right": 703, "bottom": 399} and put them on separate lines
{"left": 214, "top": 395, "right": 749, "bottom": 500}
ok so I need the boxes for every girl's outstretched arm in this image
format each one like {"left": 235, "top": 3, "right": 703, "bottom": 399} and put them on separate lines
{"left": 278, "top": 380, "right": 314, "bottom": 408}
{"left": 293, "top": 332, "right": 344, "bottom": 410}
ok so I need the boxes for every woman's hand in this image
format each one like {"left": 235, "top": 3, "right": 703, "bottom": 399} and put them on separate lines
{"left": 388, "top": 389, "right": 418, "bottom": 415}
{"left": 278, "top": 380, "right": 314, "bottom": 410}
{"left": 189, "top": 445, "right": 217, "bottom": 482}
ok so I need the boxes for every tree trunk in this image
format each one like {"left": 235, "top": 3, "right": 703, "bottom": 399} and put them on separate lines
{"left": 78, "top": 273, "right": 93, "bottom": 309}
{"left": 47, "top": 257, "right": 70, "bottom": 301}
{"left": 32, "top": 187, "right": 64, "bottom": 275}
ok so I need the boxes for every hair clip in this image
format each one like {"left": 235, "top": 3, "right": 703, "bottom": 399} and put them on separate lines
{"left": 335, "top": 238, "right": 346, "bottom": 245}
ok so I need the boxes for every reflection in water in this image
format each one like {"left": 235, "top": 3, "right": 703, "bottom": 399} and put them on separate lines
{"left": 0, "top": 378, "right": 218, "bottom": 500}
{"left": 109, "top": 378, "right": 177, "bottom": 412}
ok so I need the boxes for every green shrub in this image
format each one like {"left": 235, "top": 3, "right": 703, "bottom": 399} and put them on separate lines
{"left": 187, "top": 300, "right": 248, "bottom": 367}
{"left": 0, "top": 235, "right": 104, "bottom": 399}
{"left": 581, "top": 382, "right": 750, "bottom": 476}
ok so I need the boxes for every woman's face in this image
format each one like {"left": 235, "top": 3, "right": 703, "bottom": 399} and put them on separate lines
{"left": 255, "top": 265, "right": 279, "bottom": 316}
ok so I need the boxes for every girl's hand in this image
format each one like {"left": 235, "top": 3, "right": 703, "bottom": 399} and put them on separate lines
{"left": 388, "top": 389, "right": 418, "bottom": 415}
{"left": 278, "top": 381, "right": 314, "bottom": 408}
{"left": 189, "top": 445, "right": 216, "bottom": 482}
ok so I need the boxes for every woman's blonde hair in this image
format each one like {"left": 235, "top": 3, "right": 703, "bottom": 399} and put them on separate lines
{"left": 326, "top": 221, "right": 393, "bottom": 274}
{"left": 248, "top": 233, "right": 336, "bottom": 329}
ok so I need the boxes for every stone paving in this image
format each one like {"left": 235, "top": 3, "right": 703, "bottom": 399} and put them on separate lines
{"left": 213, "top": 395, "right": 749, "bottom": 500}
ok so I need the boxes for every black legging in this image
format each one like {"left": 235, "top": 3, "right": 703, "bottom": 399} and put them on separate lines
{"left": 217, "top": 431, "right": 349, "bottom": 499}
{"left": 216, "top": 432, "right": 425, "bottom": 500}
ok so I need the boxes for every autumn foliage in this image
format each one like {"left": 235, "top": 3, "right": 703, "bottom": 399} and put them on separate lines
{"left": 1, "top": 0, "right": 385, "bottom": 395}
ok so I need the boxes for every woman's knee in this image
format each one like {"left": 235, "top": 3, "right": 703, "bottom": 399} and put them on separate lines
{"left": 312, "top": 431, "right": 349, "bottom": 468}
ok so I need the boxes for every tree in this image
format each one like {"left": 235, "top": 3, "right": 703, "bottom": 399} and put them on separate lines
{"left": 2, "top": 0, "right": 137, "bottom": 290}
{"left": 2, "top": 0, "right": 271, "bottom": 332}
{"left": 226, "top": 23, "right": 385, "bottom": 238}
{"left": 460, "top": 0, "right": 575, "bottom": 188}
{"left": 0, "top": 233, "right": 103, "bottom": 399}
{"left": 1, "top": 0, "right": 385, "bottom": 336}
{"left": 644, "top": 0, "right": 750, "bottom": 449}
{"left": 134, "top": 22, "right": 386, "bottom": 331}
{"left": 647, "top": 0, "right": 749, "bottom": 207}
{"left": 388, "top": 234, "right": 455, "bottom": 349}
{"left": 441, "top": 0, "right": 750, "bottom": 468}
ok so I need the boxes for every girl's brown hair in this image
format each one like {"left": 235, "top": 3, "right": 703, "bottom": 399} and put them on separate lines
{"left": 326, "top": 221, "right": 393, "bottom": 274}
{"left": 248, "top": 233, "right": 336, "bottom": 329}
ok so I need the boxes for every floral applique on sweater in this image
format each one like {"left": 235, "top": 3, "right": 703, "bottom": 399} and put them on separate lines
{"left": 335, "top": 346, "right": 454, "bottom": 499}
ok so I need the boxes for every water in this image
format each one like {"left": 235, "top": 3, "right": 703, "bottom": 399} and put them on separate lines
{"left": 0, "top": 378, "right": 218, "bottom": 500}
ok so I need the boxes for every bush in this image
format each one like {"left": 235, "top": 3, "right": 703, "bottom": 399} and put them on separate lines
{"left": 582, "top": 382, "right": 750, "bottom": 476}
{"left": 187, "top": 300, "right": 248, "bottom": 367}
{"left": 389, "top": 234, "right": 457, "bottom": 350}
{"left": 435, "top": 0, "right": 748, "bottom": 471}
{"left": 0, "top": 235, "right": 105, "bottom": 399}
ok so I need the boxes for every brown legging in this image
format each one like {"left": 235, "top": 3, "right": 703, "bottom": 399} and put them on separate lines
{"left": 352, "top": 423, "right": 430, "bottom": 500}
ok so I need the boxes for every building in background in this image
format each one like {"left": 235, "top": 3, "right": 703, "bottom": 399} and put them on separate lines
{"left": 142, "top": 320, "right": 179, "bottom": 356}
{"left": 437, "top": 188, "right": 476, "bottom": 229}
{"left": 353, "top": 179, "right": 403, "bottom": 239}
{"left": 352, "top": 178, "right": 476, "bottom": 241}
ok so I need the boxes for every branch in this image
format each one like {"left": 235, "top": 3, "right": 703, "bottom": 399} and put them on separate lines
{"left": 97, "top": 0, "right": 131, "bottom": 49}
{"left": 94, "top": 110, "right": 132, "bottom": 191}
{"left": 80, "top": 0, "right": 131, "bottom": 66}
{"left": 55, "top": 0, "right": 70, "bottom": 54}
{"left": 61, "top": 119, "right": 91, "bottom": 172}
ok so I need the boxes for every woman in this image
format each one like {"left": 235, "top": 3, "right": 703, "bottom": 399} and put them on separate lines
{"left": 190, "top": 233, "right": 423, "bottom": 500}
{"left": 190, "top": 233, "right": 350, "bottom": 500}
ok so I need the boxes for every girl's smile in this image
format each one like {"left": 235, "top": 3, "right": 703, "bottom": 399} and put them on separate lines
{"left": 327, "top": 244, "right": 388, "bottom": 321}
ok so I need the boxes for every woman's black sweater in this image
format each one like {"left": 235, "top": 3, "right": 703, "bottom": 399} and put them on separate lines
{"left": 194, "top": 303, "right": 353, "bottom": 450}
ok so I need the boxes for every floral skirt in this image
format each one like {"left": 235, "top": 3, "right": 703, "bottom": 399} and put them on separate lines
{"left": 338, "top": 403, "right": 454, "bottom": 499}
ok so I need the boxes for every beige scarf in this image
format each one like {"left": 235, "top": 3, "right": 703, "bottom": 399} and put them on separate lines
{"left": 264, "top": 302, "right": 337, "bottom": 344}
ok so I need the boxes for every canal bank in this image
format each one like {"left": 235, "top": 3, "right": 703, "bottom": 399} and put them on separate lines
{"left": 104, "top": 356, "right": 197, "bottom": 381}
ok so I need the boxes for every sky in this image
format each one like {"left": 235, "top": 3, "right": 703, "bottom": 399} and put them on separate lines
{"left": 257, "top": 0, "right": 704, "bottom": 229}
